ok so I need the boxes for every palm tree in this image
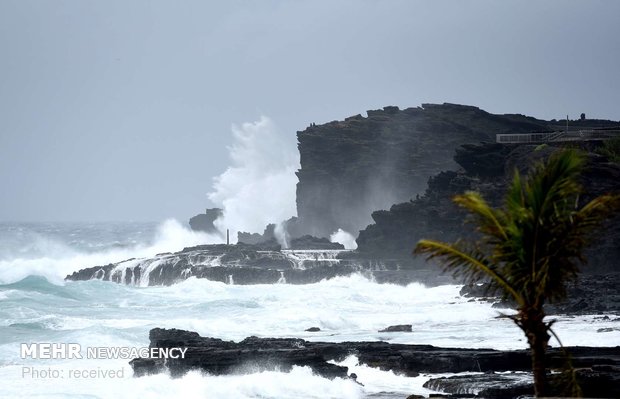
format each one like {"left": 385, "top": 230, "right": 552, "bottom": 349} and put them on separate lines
{"left": 414, "top": 149, "right": 619, "bottom": 397}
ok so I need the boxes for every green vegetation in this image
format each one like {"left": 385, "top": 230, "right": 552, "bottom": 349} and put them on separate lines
{"left": 534, "top": 143, "right": 548, "bottom": 152}
{"left": 414, "top": 150, "right": 620, "bottom": 397}
{"left": 596, "top": 136, "right": 620, "bottom": 163}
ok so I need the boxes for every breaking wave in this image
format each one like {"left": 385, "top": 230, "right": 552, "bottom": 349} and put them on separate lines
{"left": 0, "top": 219, "right": 220, "bottom": 284}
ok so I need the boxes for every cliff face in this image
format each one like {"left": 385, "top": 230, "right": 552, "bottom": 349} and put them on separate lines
{"left": 295, "top": 103, "right": 551, "bottom": 237}
{"left": 355, "top": 142, "right": 620, "bottom": 273}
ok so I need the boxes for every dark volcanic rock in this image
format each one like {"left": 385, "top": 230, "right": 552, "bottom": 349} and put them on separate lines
{"left": 459, "top": 283, "right": 492, "bottom": 299}
{"left": 296, "top": 104, "right": 619, "bottom": 240}
{"left": 454, "top": 143, "right": 513, "bottom": 177}
{"left": 238, "top": 224, "right": 277, "bottom": 245}
{"left": 356, "top": 142, "right": 620, "bottom": 276}
{"left": 131, "top": 329, "right": 350, "bottom": 379}
{"left": 378, "top": 324, "right": 412, "bottom": 333}
{"left": 290, "top": 235, "right": 344, "bottom": 250}
{"left": 130, "top": 328, "right": 620, "bottom": 387}
{"left": 423, "top": 373, "right": 532, "bottom": 397}
{"left": 188, "top": 208, "right": 223, "bottom": 234}
{"left": 426, "top": 366, "right": 620, "bottom": 399}
{"left": 64, "top": 240, "right": 464, "bottom": 287}
{"left": 577, "top": 365, "right": 620, "bottom": 398}
{"left": 461, "top": 273, "right": 620, "bottom": 315}
{"left": 238, "top": 224, "right": 344, "bottom": 250}
{"left": 65, "top": 242, "right": 360, "bottom": 286}
{"left": 295, "top": 103, "right": 553, "bottom": 237}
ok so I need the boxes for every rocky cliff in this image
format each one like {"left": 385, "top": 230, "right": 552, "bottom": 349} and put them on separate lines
{"left": 294, "top": 103, "right": 552, "bottom": 237}
{"left": 355, "top": 142, "right": 620, "bottom": 274}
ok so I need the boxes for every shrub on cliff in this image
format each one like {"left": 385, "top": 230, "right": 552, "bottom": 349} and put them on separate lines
{"left": 596, "top": 136, "right": 620, "bottom": 163}
{"left": 414, "top": 149, "right": 620, "bottom": 397}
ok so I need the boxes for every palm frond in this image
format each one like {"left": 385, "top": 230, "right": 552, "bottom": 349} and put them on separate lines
{"left": 453, "top": 191, "right": 508, "bottom": 241}
{"left": 414, "top": 149, "right": 618, "bottom": 308}
{"left": 412, "top": 148, "right": 618, "bottom": 397}
{"left": 525, "top": 150, "right": 584, "bottom": 222}
{"left": 574, "top": 194, "right": 620, "bottom": 230}
{"left": 505, "top": 169, "right": 526, "bottom": 218}
{"left": 414, "top": 239, "right": 524, "bottom": 306}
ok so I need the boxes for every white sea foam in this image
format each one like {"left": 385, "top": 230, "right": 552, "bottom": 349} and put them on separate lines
{"left": 1, "top": 223, "right": 619, "bottom": 398}
{"left": 0, "top": 364, "right": 365, "bottom": 399}
{"left": 207, "top": 116, "right": 300, "bottom": 241}
{"left": 330, "top": 229, "right": 358, "bottom": 249}
{"left": 1, "top": 273, "right": 619, "bottom": 398}
{"left": 0, "top": 219, "right": 220, "bottom": 284}
{"left": 333, "top": 355, "right": 442, "bottom": 397}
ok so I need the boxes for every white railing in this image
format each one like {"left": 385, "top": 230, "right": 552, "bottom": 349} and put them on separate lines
{"left": 496, "top": 129, "right": 620, "bottom": 144}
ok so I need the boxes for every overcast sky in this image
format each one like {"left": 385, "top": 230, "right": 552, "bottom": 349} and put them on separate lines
{"left": 1, "top": 0, "right": 619, "bottom": 222}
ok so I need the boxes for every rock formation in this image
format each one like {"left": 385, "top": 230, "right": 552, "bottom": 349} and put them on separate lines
{"left": 188, "top": 208, "right": 223, "bottom": 234}
{"left": 355, "top": 142, "right": 620, "bottom": 275}
{"left": 237, "top": 223, "right": 277, "bottom": 244}
{"left": 295, "top": 103, "right": 553, "bottom": 237}
{"left": 130, "top": 328, "right": 620, "bottom": 398}
{"left": 64, "top": 242, "right": 358, "bottom": 286}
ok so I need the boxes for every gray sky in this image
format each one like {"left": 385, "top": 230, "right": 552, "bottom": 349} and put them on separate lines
{"left": 1, "top": 0, "right": 619, "bottom": 222}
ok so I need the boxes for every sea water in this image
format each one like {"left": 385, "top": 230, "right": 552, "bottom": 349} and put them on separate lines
{"left": 0, "top": 221, "right": 618, "bottom": 399}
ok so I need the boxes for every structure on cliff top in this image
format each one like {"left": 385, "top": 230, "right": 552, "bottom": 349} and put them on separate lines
{"left": 496, "top": 128, "right": 620, "bottom": 144}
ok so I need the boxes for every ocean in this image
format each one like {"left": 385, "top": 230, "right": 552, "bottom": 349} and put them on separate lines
{"left": 0, "top": 221, "right": 618, "bottom": 399}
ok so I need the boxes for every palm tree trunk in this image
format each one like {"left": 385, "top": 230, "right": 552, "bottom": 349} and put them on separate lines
{"left": 521, "top": 309, "right": 550, "bottom": 397}
{"left": 530, "top": 329, "right": 549, "bottom": 397}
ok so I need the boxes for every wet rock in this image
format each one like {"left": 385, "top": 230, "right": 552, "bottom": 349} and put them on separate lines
{"left": 290, "top": 235, "right": 344, "bottom": 250}
{"left": 469, "top": 273, "right": 620, "bottom": 315}
{"left": 130, "top": 328, "right": 620, "bottom": 384}
{"left": 189, "top": 208, "right": 223, "bottom": 234}
{"left": 574, "top": 366, "right": 620, "bottom": 398}
{"left": 566, "top": 298, "right": 589, "bottom": 313}
{"left": 65, "top": 243, "right": 356, "bottom": 286}
{"left": 67, "top": 241, "right": 466, "bottom": 287}
{"left": 238, "top": 224, "right": 344, "bottom": 250}
{"left": 378, "top": 324, "right": 412, "bottom": 332}
{"left": 459, "top": 284, "right": 491, "bottom": 298}
{"left": 424, "top": 365, "right": 620, "bottom": 399}
{"left": 238, "top": 224, "right": 277, "bottom": 245}
{"left": 424, "top": 373, "right": 532, "bottom": 398}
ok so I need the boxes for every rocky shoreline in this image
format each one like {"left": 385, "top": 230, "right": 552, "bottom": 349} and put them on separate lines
{"left": 130, "top": 328, "right": 620, "bottom": 398}
{"left": 64, "top": 242, "right": 458, "bottom": 286}
{"left": 62, "top": 105, "right": 620, "bottom": 397}
{"left": 65, "top": 243, "right": 354, "bottom": 286}
{"left": 64, "top": 241, "right": 620, "bottom": 316}
{"left": 460, "top": 272, "right": 620, "bottom": 316}
{"left": 66, "top": 108, "right": 620, "bottom": 310}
